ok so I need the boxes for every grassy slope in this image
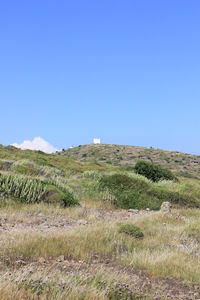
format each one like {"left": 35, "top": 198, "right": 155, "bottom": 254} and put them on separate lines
{"left": 1, "top": 144, "right": 200, "bottom": 209}
{"left": 0, "top": 145, "right": 118, "bottom": 174}
{"left": 0, "top": 144, "right": 200, "bottom": 298}
{"left": 61, "top": 144, "right": 200, "bottom": 178}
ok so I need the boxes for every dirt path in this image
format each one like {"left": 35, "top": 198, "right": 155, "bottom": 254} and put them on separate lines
{"left": 0, "top": 208, "right": 154, "bottom": 234}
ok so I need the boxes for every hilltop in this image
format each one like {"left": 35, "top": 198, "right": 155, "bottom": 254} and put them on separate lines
{"left": 60, "top": 144, "right": 200, "bottom": 178}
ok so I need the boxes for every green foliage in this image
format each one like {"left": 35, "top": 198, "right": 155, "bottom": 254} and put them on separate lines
{"left": 99, "top": 174, "right": 199, "bottom": 210}
{"left": 0, "top": 173, "right": 79, "bottom": 207}
{"left": 11, "top": 159, "right": 65, "bottom": 178}
{"left": 83, "top": 170, "right": 102, "bottom": 181}
{"left": 11, "top": 159, "right": 40, "bottom": 176}
{"left": 118, "top": 223, "right": 144, "bottom": 239}
{"left": 99, "top": 174, "right": 160, "bottom": 209}
{"left": 43, "top": 185, "right": 79, "bottom": 207}
{"left": 0, "top": 173, "right": 46, "bottom": 203}
{"left": 0, "top": 159, "right": 13, "bottom": 171}
{"left": 134, "top": 160, "right": 176, "bottom": 182}
{"left": 1, "top": 144, "right": 200, "bottom": 210}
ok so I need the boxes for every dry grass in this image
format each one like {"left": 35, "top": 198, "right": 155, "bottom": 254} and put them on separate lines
{"left": 0, "top": 264, "right": 145, "bottom": 300}
{"left": 1, "top": 206, "right": 200, "bottom": 299}
{"left": 1, "top": 208, "right": 200, "bottom": 284}
{"left": 1, "top": 222, "right": 134, "bottom": 264}
{"left": 0, "top": 201, "right": 112, "bottom": 224}
{"left": 123, "top": 210, "right": 200, "bottom": 282}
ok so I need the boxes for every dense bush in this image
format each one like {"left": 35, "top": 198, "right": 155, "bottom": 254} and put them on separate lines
{"left": 118, "top": 223, "right": 144, "bottom": 239}
{"left": 134, "top": 160, "right": 176, "bottom": 182}
{"left": 99, "top": 174, "right": 199, "bottom": 210}
{"left": 99, "top": 174, "right": 160, "bottom": 210}
{"left": 43, "top": 185, "right": 79, "bottom": 207}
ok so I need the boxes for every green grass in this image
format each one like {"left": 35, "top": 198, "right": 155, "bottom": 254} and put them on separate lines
{"left": 0, "top": 145, "right": 200, "bottom": 210}
{"left": 118, "top": 223, "right": 144, "bottom": 239}
{"left": 99, "top": 173, "right": 200, "bottom": 210}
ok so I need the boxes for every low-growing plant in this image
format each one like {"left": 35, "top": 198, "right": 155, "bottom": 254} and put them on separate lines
{"left": 118, "top": 223, "right": 144, "bottom": 239}
{"left": 134, "top": 160, "right": 176, "bottom": 182}
{"left": 83, "top": 170, "right": 102, "bottom": 181}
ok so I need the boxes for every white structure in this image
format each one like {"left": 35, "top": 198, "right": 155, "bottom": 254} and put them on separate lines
{"left": 93, "top": 138, "right": 101, "bottom": 144}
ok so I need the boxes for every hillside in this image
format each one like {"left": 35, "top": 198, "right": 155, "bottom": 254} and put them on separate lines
{"left": 60, "top": 144, "right": 200, "bottom": 178}
{"left": 1, "top": 144, "right": 200, "bottom": 299}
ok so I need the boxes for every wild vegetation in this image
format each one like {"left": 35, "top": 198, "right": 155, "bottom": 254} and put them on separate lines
{"left": 61, "top": 144, "right": 200, "bottom": 179}
{"left": 99, "top": 173, "right": 200, "bottom": 209}
{"left": 0, "top": 144, "right": 200, "bottom": 299}
{"left": 134, "top": 160, "right": 176, "bottom": 182}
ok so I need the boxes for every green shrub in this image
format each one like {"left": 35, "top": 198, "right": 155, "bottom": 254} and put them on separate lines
{"left": 99, "top": 173, "right": 199, "bottom": 210}
{"left": 99, "top": 174, "right": 160, "bottom": 210}
{"left": 0, "top": 173, "right": 79, "bottom": 207}
{"left": 43, "top": 185, "right": 79, "bottom": 207}
{"left": 134, "top": 160, "right": 176, "bottom": 182}
{"left": 118, "top": 223, "right": 144, "bottom": 239}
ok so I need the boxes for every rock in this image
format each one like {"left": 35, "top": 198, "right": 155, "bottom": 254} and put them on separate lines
{"left": 160, "top": 202, "right": 172, "bottom": 213}
{"left": 128, "top": 209, "right": 139, "bottom": 214}
{"left": 77, "top": 219, "right": 88, "bottom": 225}
{"left": 39, "top": 257, "right": 46, "bottom": 264}
{"left": 146, "top": 208, "right": 150, "bottom": 212}
{"left": 57, "top": 255, "right": 65, "bottom": 262}
{"left": 16, "top": 260, "right": 26, "bottom": 266}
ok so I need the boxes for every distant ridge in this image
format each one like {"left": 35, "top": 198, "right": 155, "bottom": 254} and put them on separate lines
{"left": 60, "top": 144, "right": 200, "bottom": 178}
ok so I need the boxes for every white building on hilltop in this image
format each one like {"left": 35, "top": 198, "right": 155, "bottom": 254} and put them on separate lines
{"left": 93, "top": 138, "right": 101, "bottom": 144}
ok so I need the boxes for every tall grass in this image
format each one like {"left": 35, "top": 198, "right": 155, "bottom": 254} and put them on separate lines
{"left": 2, "top": 209, "right": 200, "bottom": 283}
{"left": 44, "top": 175, "right": 74, "bottom": 195}
{"left": 10, "top": 159, "right": 75, "bottom": 196}
{"left": 11, "top": 159, "right": 65, "bottom": 178}
{"left": 0, "top": 173, "right": 46, "bottom": 203}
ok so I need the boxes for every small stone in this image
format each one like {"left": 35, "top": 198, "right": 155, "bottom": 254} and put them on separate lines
{"left": 128, "top": 209, "right": 139, "bottom": 214}
{"left": 16, "top": 260, "right": 26, "bottom": 266}
{"left": 146, "top": 208, "right": 150, "bottom": 212}
{"left": 57, "top": 255, "right": 65, "bottom": 262}
{"left": 160, "top": 202, "right": 172, "bottom": 213}
{"left": 39, "top": 257, "right": 46, "bottom": 264}
{"left": 77, "top": 220, "right": 88, "bottom": 225}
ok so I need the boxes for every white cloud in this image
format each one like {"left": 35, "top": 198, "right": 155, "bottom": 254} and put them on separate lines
{"left": 12, "top": 137, "right": 58, "bottom": 154}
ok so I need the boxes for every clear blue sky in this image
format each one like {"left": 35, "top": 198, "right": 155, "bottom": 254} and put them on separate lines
{"left": 0, "top": 0, "right": 200, "bottom": 154}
